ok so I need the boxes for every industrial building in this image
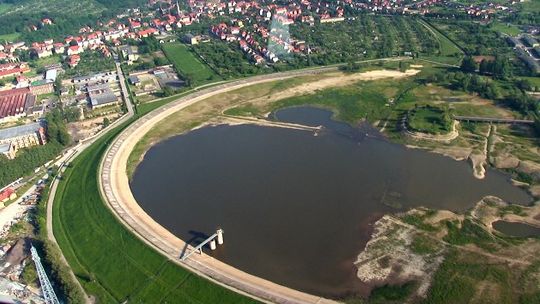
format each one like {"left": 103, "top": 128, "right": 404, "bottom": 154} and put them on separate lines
{"left": 0, "top": 88, "right": 36, "bottom": 123}
{"left": 0, "top": 122, "right": 46, "bottom": 159}
{"left": 87, "top": 83, "right": 119, "bottom": 108}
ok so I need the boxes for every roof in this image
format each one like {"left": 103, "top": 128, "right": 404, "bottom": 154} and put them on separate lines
{"left": 31, "top": 79, "right": 53, "bottom": 87}
{"left": 0, "top": 188, "right": 14, "bottom": 201}
{"left": 73, "top": 71, "right": 115, "bottom": 82}
{"left": 0, "top": 88, "right": 35, "bottom": 119}
{"left": 87, "top": 83, "right": 111, "bottom": 93}
{"left": 90, "top": 93, "right": 118, "bottom": 107}
{"left": 0, "top": 122, "right": 43, "bottom": 141}
{"left": 45, "top": 69, "right": 57, "bottom": 81}
{"left": 128, "top": 75, "right": 140, "bottom": 83}
{"left": 0, "top": 143, "right": 10, "bottom": 153}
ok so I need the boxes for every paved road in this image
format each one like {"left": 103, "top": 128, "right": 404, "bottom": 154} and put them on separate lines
{"left": 44, "top": 56, "right": 136, "bottom": 303}
{"left": 0, "top": 185, "right": 38, "bottom": 235}
{"left": 115, "top": 61, "right": 135, "bottom": 116}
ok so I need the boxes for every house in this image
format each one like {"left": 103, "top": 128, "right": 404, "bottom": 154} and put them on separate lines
{"left": 42, "top": 18, "right": 53, "bottom": 26}
{"left": 0, "top": 188, "right": 16, "bottom": 203}
{"left": 128, "top": 75, "right": 141, "bottom": 86}
{"left": 320, "top": 16, "right": 345, "bottom": 23}
{"left": 0, "top": 62, "right": 30, "bottom": 79}
{"left": 67, "top": 55, "right": 81, "bottom": 68}
{"left": 53, "top": 43, "right": 65, "bottom": 54}
{"left": 67, "top": 45, "right": 83, "bottom": 56}
{"left": 183, "top": 34, "right": 198, "bottom": 45}
{"left": 138, "top": 28, "right": 158, "bottom": 38}
{"left": 119, "top": 45, "right": 139, "bottom": 63}
{"left": 33, "top": 48, "right": 53, "bottom": 58}
{"left": 0, "top": 121, "right": 47, "bottom": 159}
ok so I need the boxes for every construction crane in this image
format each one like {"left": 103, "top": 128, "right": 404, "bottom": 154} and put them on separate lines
{"left": 31, "top": 245, "right": 60, "bottom": 304}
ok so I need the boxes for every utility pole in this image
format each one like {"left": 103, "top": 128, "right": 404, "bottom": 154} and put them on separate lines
{"left": 31, "top": 245, "right": 60, "bottom": 304}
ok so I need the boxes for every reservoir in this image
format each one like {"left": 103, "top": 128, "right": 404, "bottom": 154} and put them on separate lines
{"left": 130, "top": 107, "right": 531, "bottom": 298}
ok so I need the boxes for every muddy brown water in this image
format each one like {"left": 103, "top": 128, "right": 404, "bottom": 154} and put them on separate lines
{"left": 131, "top": 107, "right": 531, "bottom": 299}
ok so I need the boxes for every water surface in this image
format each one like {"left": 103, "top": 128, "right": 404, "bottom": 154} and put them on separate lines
{"left": 131, "top": 107, "right": 531, "bottom": 298}
{"left": 493, "top": 220, "right": 540, "bottom": 238}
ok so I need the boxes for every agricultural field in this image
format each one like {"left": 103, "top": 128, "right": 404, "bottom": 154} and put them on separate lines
{"left": 290, "top": 16, "right": 441, "bottom": 65}
{"left": 162, "top": 43, "right": 218, "bottom": 85}
{"left": 192, "top": 41, "right": 265, "bottom": 79}
{"left": 430, "top": 20, "right": 513, "bottom": 56}
{"left": 52, "top": 103, "right": 256, "bottom": 303}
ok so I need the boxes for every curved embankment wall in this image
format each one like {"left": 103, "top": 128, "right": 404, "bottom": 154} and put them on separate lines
{"left": 99, "top": 68, "right": 343, "bottom": 304}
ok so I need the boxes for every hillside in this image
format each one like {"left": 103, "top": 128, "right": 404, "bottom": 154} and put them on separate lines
{"left": 0, "top": 0, "right": 146, "bottom": 42}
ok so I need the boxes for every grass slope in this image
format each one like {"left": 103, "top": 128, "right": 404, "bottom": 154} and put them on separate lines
{"left": 52, "top": 105, "right": 256, "bottom": 303}
{"left": 162, "top": 43, "right": 217, "bottom": 85}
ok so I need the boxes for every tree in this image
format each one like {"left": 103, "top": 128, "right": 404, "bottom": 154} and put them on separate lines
{"left": 460, "top": 56, "right": 477, "bottom": 73}
{"left": 54, "top": 77, "right": 63, "bottom": 96}
{"left": 102, "top": 117, "right": 110, "bottom": 128}
{"left": 491, "top": 56, "right": 510, "bottom": 80}
{"left": 479, "top": 59, "right": 491, "bottom": 75}
{"left": 162, "top": 86, "right": 174, "bottom": 97}
{"left": 399, "top": 61, "right": 410, "bottom": 72}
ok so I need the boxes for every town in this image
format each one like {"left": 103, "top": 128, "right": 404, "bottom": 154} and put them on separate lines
{"left": 0, "top": 0, "right": 538, "bottom": 303}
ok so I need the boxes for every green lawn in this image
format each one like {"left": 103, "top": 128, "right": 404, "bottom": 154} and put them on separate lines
{"left": 490, "top": 22, "right": 521, "bottom": 36}
{"left": 0, "top": 3, "right": 13, "bottom": 14}
{"left": 52, "top": 103, "right": 256, "bottom": 303}
{"left": 0, "top": 32, "right": 20, "bottom": 42}
{"left": 162, "top": 43, "right": 218, "bottom": 85}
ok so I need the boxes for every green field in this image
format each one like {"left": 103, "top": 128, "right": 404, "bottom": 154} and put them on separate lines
{"left": 408, "top": 106, "right": 452, "bottom": 134}
{"left": 0, "top": 3, "right": 13, "bottom": 14}
{"left": 0, "top": 32, "right": 21, "bottom": 42}
{"left": 52, "top": 103, "right": 256, "bottom": 303}
{"left": 490, "top": 22, "right": 522, "bottom": 36}
{"left": 162, "top": 43, "right": 218, "bottom": 85}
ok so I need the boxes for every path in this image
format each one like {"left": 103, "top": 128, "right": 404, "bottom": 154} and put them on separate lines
{"left": 0, "top": 185, "right": 37, "bottom": 234}
{"left": 44, "top": 55, "right": 136, "bottom": 303}
{"left": 454, "top": 115, "right": 534, "bottom": 124}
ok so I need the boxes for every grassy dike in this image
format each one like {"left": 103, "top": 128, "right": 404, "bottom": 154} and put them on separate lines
{"left": 51, "top": 101, "right": 257, "bottom": 303}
